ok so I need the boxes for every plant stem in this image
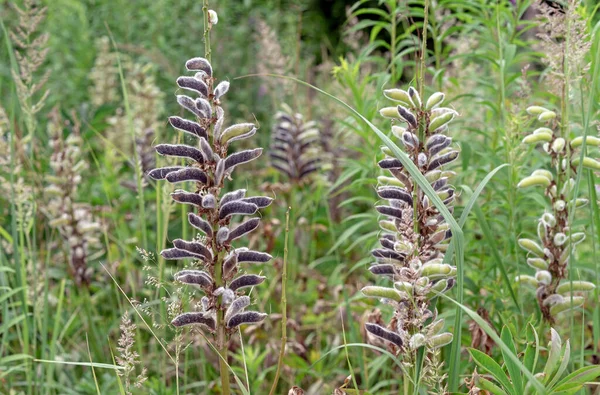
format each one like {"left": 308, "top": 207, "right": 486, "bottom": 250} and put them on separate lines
{"left": 269, "top": 207, "right": 290, "bottom": 395}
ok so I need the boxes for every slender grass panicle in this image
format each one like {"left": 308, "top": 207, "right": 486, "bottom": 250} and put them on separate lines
{"left": 516, "top": 106, "right": 596, "bottom": 322}
{"left": 362, "top": 87, "right": 458, "bottom": 378}
{"left": 149, "top": 55, "right": 272, "bottom": 388}
{"left": 270, "top": 104, "right": 321, "bottom": 185}
{"left": 44, "top": 109, "right": 102, "bottom": 286}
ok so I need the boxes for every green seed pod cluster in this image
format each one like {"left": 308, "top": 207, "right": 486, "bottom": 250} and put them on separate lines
{"left": 362, "top": 87, "right": 458, "bottom": 360}
{"left": 516, "top": 106, "right": 595, "bottom": 322}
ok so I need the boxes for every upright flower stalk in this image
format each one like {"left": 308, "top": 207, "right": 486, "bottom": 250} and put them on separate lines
{"left": 361, "top": 87, "right": 458, "bottom": 382}
{"left": 149, "top": 55, "right": 272, "bottom": 392}
{"left": 516, "top": 106, "right": 596, "bottom": 322}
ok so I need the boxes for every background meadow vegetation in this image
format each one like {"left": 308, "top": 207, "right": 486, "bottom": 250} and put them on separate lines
{"left": 1, "top": 0, "right": 600, "bottom": 393}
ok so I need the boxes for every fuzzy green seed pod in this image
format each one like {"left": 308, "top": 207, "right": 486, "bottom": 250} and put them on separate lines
{"left": 570, "top": 232, "right": 586, "bottom": 244}
{"left": 527, "top": 257, "right": 548, "bottom": 270}
{"left": 518, "top": 238, "right": 545, "bottom": 257}
{"left": 421, "top": 263, "right": 455, "bottom": 279}
{"left": 426, "top": 319, "right": 445, "bottom": 336}
{"left": 523, "top": 132, "right": 552, "bottom": 144}
{"left": 380, "top": 107, "right": 401, "bottom": 119}
{"left": 538, "top": 111, "right": 556, "bottom": 121}
{"left": 429, "top": 111, "right": 456, "bottom": 132}
{"left": 553, "top": 233, "right": 567, "bottom": 247}
{"left": 425, "top": 92, "right": 445, "bottom": 110}
{"left": 408, "top": 87, "right": 422, "bottom": 108}
{"left": 393, "top": 281, "right": 413, "bottom": 294}
{"left": 377, "top": 176, "right": 404, "bottom": 187}
{"left": 554, "top": 200, "right": 566, "bottom": 211}
{"left": 429, "top": 332, "right": 453, "bottom": 349}
{"left": 533, "top": 127, "right": 554, "bottom": 136}
{"left": 556, "top": 281, "right": 596, "bottom": 294}
{"left": 549, "top": 296, "right": 584, "bottom": 315}
{"left": 425, "top": 170, "right": 442, "bottom": 182}
{"left": 409, "top": 333, "right": 426, "bottom": 350}
{"left": 383, "top": 89, "right": 412, "bottom": 106}
{"left": 391, "top": 125, "right": 407, "bottom": 139}
{"left": 362, "top": 286, "right": 403, "bottom": 302}
{"left": 571, "top": 198, "right": 588, "bottom": 208}
{"left": 532, "top": 169, "right": 553, "bottom": 181}
{"left": 551, "top": 138, "right": 566, "bottom": 153}
{"left": 517, "top": 175, "right": 551, "bottom": 188}
{"left": 379, "top": 220, "right": 397, "bottom": 233}
{"left": 526, "top": 106, "right": 549, "bottom": 115}
{"left": 220, "top": 123, "right": 256, "bottom": 145}
{"left": 535, "top": 270, "right": 552, "bottom": 285}
{"left": 570, "top": 136, "right": 600, "bottom": 148}
{"left": 516, "top": 275, "right": 538, "bottom": 287}
{"left": 572, "top": 156, "right": 600, "bottom": 170}
{"left": 381, "top": 146, "right": 393, "bottom": 156}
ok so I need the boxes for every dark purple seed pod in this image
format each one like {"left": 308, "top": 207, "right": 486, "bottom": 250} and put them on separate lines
{"left": 236, "top": 249, "right": 272, "bottom": 264}
{"left": 223, "top": 253, "right": 238, "bottom": 276}
{"left": 177, "top": 95, "right": 203, "bottom": 118}
{"left": 388, "top": 168, "right": 411, "bottom": 187}
{"left": 148, "top": 166, "right": 183, "bottom": 180}
{"left": 174, "top": 269, "right": 212, "bottom": 288}
{"left": 376, "top": 205, "right": 404, "bottom": 219}
{"left": 195, "top": 98, "right": 212, "bottom": 119}
{"left": 432, "top": 178, "right": 448, "bottom": 191}
{"left": 173, "top": 239, "right": 212, "bottom": 260}
{"left": 241, "top": 196, "right": 273, "bottom": 209}
{"left": 214, "top": 106, "right": 225, "bottom": 138}
{"left": 372, "top": 248, "right": 405, "bottom": 262}
{"left": 402, "top": 132, "right": 419, "bottom": 149}
{"left": 165, "top": 167, "right": 208, "bottom": 184}
{"left": 227, "top": 218, "right": 260, "bottom": 241}
{"left": 199, "top": 137, "right": 214, "bottom": 162}
{"left": 229, "top": 274, "right": 266, "bottom": 291}
{"left": 155, "top": 144, "right": 204, "bottom": 163}
{"left": 425, "top": 134, "right": 448, "bottom": 150}
{"left": 171, "top": 190, "right": 203, "bottom": 206}
{"left": 185, "top": 57, "right": 212, "bottom": 76}
{"left": 369, "top": 264, "right": 396, "bottom": 276}
{"left": 224, "top": 296, "right": 250, "bottom": 322}
{"left": 377, "top": 187, "right": 413, "bottom": 205}
{"left": 365, "top": 323, "right": 403, "bottom": 348}
{"left": 218, "top": 201, "right": 258, "bottom": 220}
{"left": 188, "top": 213, "right": 213, "bottom": 237}
{"left": 176, "top": 76, "right": 208, "bottom": 97}
{"left": 224, "top": 148, "right": 263, "bottom": 172}
{"left": 161, "top": 248, "right": 204, "bottom": 260}
{"left": 428, "top": 151, "right": 459, "bottom": 171}
{"left": 214, "top": 81, "right": 230, "bottom": 99}
{"left": 226, "top": 311, "right": 267, "bottom": 328}
{"left": 378, "top": 158, "right": 403, "bottom": 169}
{"left": 168, "top": 116, "right": 208, "bottom": 140}
{"left": 228, "top": 128, "right": 257, "bottom": 144}
{"left": 379, "top": 236, "right": 396, "bottom": 250}
{"left": 172, "top": 312, "right": 216, "bottom": 330}
{"left": 221, "top": 189, "right": 246, "bottom": 205}
{"left": 214, "top": 158, "right": 225, "bottom": 185}
{"left": 445, "top": 278, "right": 455, "bottom": 291}
{"left": 397, "top": 105, "right": 417, "bottom": 128}
{"left": 202, "top": 194, "right": 216, "bottom": 209}
{"left": 216, "top": 226, "right": 230, "bottom": 245}
{"left": 299, "top": 164, "right": 320, "bottom": 180}
{"left": 429, "top": 138, "right": 452, "bottom": 157}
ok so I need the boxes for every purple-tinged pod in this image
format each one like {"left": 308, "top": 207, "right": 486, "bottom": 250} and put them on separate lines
{"left": 229, "top": 274, "right": 266, "bottom": 291}
{"left": 379, "top": 235, "right": 396, "bottom": 250}
{"left": 168, "top": 116, "right": 207, "bottom": 139}
{"left": 369, "top": 264, "right": 396, "bottom": 276}
{"left": 377, "top": 186, "right": 413, "bottom": 205}
{"left": 148, "top": 166, "right": 182, "bottom": 180}
{"left": 227, "top": 311, "right": 267, "bottom": 328}
{"left": 165, "top": 168, "right": 208, "bottom": 184}
{"left": 376, "top": 205, "right": 403, "bottom": 219}
{"left": 223, "top": 253, "right": 238, "bottom": 277}
{"left": 372, "top": 248, "right": 406, "bottom": 262}
{"left": 224, "top": 148, "right": 263, "bottom": 171}
{"left": 174, "top": 269, "right": 212, "bottom": 289}
{"left": 378, "top": 158, "right": 403, "bottom": 169}
{"left": 214, "top": 81, "right": 230, "bottom": 99}
{"left": 177, "top": 95, "right": 203, "bottom": 118}
{"left": 235, "top": 249, "right": 272, "bottom": 264}
{"left": 216, "top": 227, "right": 230, "bottom": 245}
{"left": 219, "top": 201, "right": 259, "bottom": 220}
{"left": 214, "top": 159, "right": 225, "bottom": 185}
{"left": 185, "top": 57, "right": 212, "bottom": 76}
{"left": 161, "top": 248, "right": 204, "bottom": 260}
{"left": 221, "top": 189, "right": 247, "bottom": 205}
{"left": 224, "top": 296, "right": 250, "bottom": 323}
{"left": 171, "top": 190, "right": 204, "bottom": 206}
{"left": 428, "top": 151, "right": 459, "bottom": 171}
{"left": 195, "top": 98, "right": 212, "bottom": 119}
{"left": 199, "top": 137, "right": 214, "bottom": 162}
{"left": 188, "top": 213, "right": 213, "bottom": 237}
{"left": 202, "top": 193, "right": 216, "bottom": 209}
{"left": 241, "top": 196, "right": 273, "bottom": 209}
{"left": 402, "top": 132, "right": 419, "bottom": 149}
{"left": 227, "top": 218, "right": 261, "bottom": 241}
{"left": 172, "top": 312, "right": 216, "bottom": 330}
{"left": 408, "top": 87, "right": 422, "bottom": 108}
{"left": 155, "top": 144, "right": 204, "bottom": 163}
{"left": 428, "top": 138, "right": 452, "bottom": 157}
{"left": 397, "top": 105, "right": 417, "bottom": 128}
{"left": 173, "top": 239, "right": 213, "bottom": 260}
{"left": 365, "top": 323, "right": 403, "bottom": 348}
{"left": 383, "top": 89, "right": 412, "bottom": 105}
{"left": 176, "top": 76, "right": 208, "bottom": 97}
{"left": 219, "top": 123, "right": 256, "bottom": 145}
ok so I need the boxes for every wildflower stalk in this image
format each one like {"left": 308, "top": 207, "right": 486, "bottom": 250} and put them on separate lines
{"left": 362, "top": 87, "right": 458, "bottom": 390}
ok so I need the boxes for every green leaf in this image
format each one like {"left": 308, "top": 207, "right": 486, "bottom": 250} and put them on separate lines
{"left": 469, "top": 349, "right": 516, "bottom": 395}
{"left": 552, "top": 365, "right": 600, "bottom": 390}
{"left": 476, "top": 376, "right": 510, "bottom": 395}
{"left": 501, "top": 326, "right": 523, "bottom": 394}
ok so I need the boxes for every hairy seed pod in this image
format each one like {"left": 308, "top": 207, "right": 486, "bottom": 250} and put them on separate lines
{"left": 517, "top": 175, "right": 551, "bottom": 188}
{"left": 171, "top": 190, "right": 204, "bottom": 206}
{"left": 224, "top": 296, "right": 250, "bottom": 323}
{"left": 429, "top": 332, "right": 453, "bottom": 349}
{"left": 572, "top": 156, "right": 600, "bottom": 170}
{"left": 174, "top": 269, "right": 212, "bottom": 288}
{"left": 556, "top": 281, "right": 596, "bottom": 294}
{"left": 227, "top": 311, "right": 267, "bottom": 328}
{"left": 161, "top": 248, "right": 204, "bottom": 260}
{"left": 369, "top": 264, "right": 395, "bottom": 276}
{"left": 362, "top": 286, "right": 402, "bottom": 302}
{"left": 383, "top": 89, "right": 412, "bottom": 106}
{"left": 227, "top": 218, "right": 261, "bottom": 241}
{"left": 378, "top": 158, "right": 403, "bottom": 169}
{"left": 176, "top": 76, "right": 208, "bottom": 97}
{"left": 377, "top": 186, "right": 413, "bottom": 205}
{"left": 397, "top": 105, "right": 417, "bottom": 128}
{"left": 173, "top": 239, "right": 212, "bottom": 259}
{"left": 523, "top": 132, "right": 552, "bottom": 144}
{"left": 515, "top": 275, "right": 538, "bottom": 287}
{"left": 168, "top": 116, "right": 208, "bottom": 139}
{"left": 526, "top": 106, "right": 549, "bottom": 115}
{"left": 148, "top": 166, "right": 183, "bottom": 180}
{"left": 229, "top": 274, "right": 266, "bottom": 291}
{"left": 172, "top": 312, "right": 216, "bottom": 330}
{"left": 188, "top": 213, "right": 213, "bottom": 237}
{"left": 365, "top": 323, "right": 403, "bottom": 348}
{"left": 535, "top": 270, "right": 552, "bottom": 285}
{"left": 224, "top": 148, "right": 263, "bottom": 171}
{"left": 177, "top": 95, "right": 203, "bottom": 118}
{"left": 407, "top": 87, "right": 421, "bottom": 108}
{"left": 202, "top": 194, "right": 216, "bottom": 208}
{"left": 185, "top": 57, "right": 212, "bottom": 76}
{"left": 409, "top": 333, "right": 426, "bottom": 350}
{"left": 518, "top": 238, "right": 545, "bottom": 258}
{"left": 429, "top": 111, "right": 456, "bottom": 132}
{"left": 538, "top": 111, "right": 556, "bottom": 121}
{"left": 218, "top": 201, "right": 259, "bottom": 220}
{"left": 549, "top": 297, "right": 584, "bottom": 315}
{"left": 221, "top": 189, "right": 246, "bottom": 205}
{"left": 428, "top": 151, "right": 458, "bottom": 171}
{"left": 236, "top": 249, "right": 272, "bottom": 264}
{"left": 425, "top": 92, "right": 444, "bottom": 110}
{"left": 220, "top": 123, "right": 257, "bottom": 145}
{"left": 165, "top": 167, "right": 208, "bottom": 184}
{"left": 214, "top": 81, "right": 230, "bottom": 99}
{"left": 155, "top": 144, "right": 204, "bottom": 163}
{"left": 571, "top": 135, "right": 600, "bottom": 148}
{"left": 527, "top": 257, "right": 548, "bottom": 270}
{"left": 216, "top": 227, "right": 229, "bottom": 245}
